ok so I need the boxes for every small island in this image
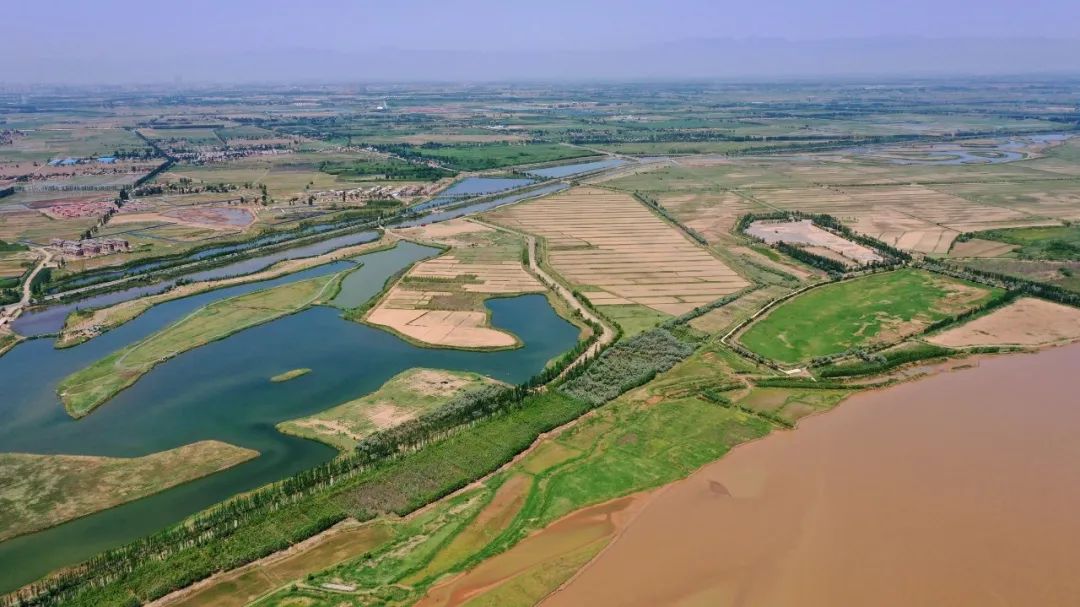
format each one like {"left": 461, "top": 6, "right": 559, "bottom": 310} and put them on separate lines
{"left": 270, "top": 368, "right": 312, "bottom": 383}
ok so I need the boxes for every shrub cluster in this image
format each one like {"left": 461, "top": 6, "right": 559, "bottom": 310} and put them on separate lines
{"left": 560, "top": 328, "right": 695, "bottom": 405}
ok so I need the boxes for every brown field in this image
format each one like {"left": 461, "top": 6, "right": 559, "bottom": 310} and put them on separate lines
{"left": 689, "top": 285, "right": 791, "bottom": 335}
{"left": 948, "top": 238, "right": 1018, "bottom": 257}
{"left": 749, "top": 184, "right": 1043, "bottom": 254}
{"left": 110, "top": 206, "right": 255, "bottom": 231}
{"left": 486, "top": 187, "right": 748, "bottom": 315}
{"left": 608, "top": 156, "right": 1073, "bottom": 256}
{"left": 661, "top": 191, "right": 765, "bottom": 241}
{"left": 367, "top": 308, "right": 521, "bottom": 348}
{"left": 746, "top": 219, "right": 883, "bottom": 265}
{"left": 366, "top": 220, "right": 544, "bottom": 348}
{"left": 0, "top": 249, "right": 35, "bottom": 278}
{"left": 929, "top": 297, "right": 1080, "bottom": 348}
{"left": 156, "top": 521, "right": 391, "bottom": 607}
{"left": 0, "top": 206, "right": 97, "bottom": 243}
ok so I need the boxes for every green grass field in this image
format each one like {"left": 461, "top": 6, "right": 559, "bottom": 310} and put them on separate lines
{"left": 740, "top": 269, "right": 999, "bottom": 364}
{"left": 596, "top": 303, "right": 671, "bottom": 338}
{"left": 57, "top": 272, "right": 344, "bottom": 418}
{"left": 391, "top": 143, "right": 596, "bottom": 171}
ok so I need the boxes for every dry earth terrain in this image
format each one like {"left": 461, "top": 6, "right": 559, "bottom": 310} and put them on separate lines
{"left": 277, "top": 368, "right": 501, "bottom": 451}
{"left": 366, "top": 220, "right": 543, "bottom": 349}
{"left": 486, "top": 187, "right": 748, "bottom": 315}
{"left": 746, "top": 219, "right": 883, "bottom": 265}
{"left": 929, "top": 297, "right": 1080, "bottom": 347}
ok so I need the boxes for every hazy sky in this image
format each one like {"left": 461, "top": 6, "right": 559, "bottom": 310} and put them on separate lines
{"left": 4, "top": 0, "right": 1080, "bottom": 82}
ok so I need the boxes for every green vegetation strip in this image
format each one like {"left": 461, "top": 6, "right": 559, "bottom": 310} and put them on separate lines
{"left": 969, "top": 224, "right": 1080, "bottom": 261}
{"left": 57, "top": 272, "right": 344, "bottom": 418}
{"left": 277, "top": 369, "right": 502, "bottom": 451}
{"left": 0, "top": 441, "right": 257, "bottom": 543}
{"left": 269, "top": 368, "right": 312, "bottom": 383}
{"left": 374, "top": 143, "right": 596, "bottom": 171}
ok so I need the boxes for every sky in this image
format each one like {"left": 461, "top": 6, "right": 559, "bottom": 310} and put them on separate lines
{"left": 4, "top": 0, "right": 1080, "bottom": 82}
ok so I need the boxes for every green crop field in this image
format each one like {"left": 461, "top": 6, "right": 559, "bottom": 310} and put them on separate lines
{"left": 740, "top": 269, "right": 1000, "bottom": 364}
{"left": 386, "top": 143, "right": 596, "bottom": 171}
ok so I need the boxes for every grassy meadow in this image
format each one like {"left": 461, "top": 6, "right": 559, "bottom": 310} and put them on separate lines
{"left": 277, "top": 368, "right": 502, "bottom": 451}
{"left": 0, "top": 441, "right": 257, "bottom": 542}
{"left": 974, "top": 225, "right": 1080, "bottom": 261}
{"left": 392, "top": 143, "right": 596, "bottom": 171}
{"left": 739, "top": 269, "right": 1000, "bottom": 364}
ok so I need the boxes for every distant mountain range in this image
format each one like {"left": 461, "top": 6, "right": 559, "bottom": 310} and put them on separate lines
{"left": 5, "top": 37, "right": 1080, "bottom": 83}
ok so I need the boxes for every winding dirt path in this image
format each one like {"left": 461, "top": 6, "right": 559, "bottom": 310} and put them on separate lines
{"left": 0, "top": 247, "right": 52, "bottom": 328}
{"left": 471, "top": 219, "right": 616, "bottom": 376}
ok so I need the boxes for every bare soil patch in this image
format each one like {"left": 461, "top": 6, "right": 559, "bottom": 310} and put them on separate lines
{"left": 487, "top": 187, "right": 747, "bottom": 315}
{"left": 948, "top": 238, "right": 1018, "bottom": 258}
{"left": 930, "top": 297, "right": 1080, "bottom": 347}
{"left": 746, "top": 219, "right": 883, "bottom": 265}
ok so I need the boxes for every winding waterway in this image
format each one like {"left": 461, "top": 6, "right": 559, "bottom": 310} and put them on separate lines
{"left": 14, "top": 230, "right": 380, "bottom": 336}
{"left": 0, "top": 242, "right": 580, "bottom": 592}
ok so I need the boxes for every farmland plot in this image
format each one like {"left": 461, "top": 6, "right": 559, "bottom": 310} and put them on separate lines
{"left": 487, "top": 187, "right": 748, "bottom": 315}
{"left": 365, "top": 220, "right": 544, "bottom": 348}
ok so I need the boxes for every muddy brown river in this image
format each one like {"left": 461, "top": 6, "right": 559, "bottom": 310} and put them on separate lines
{"left": 544, "top": 344, "right": 1080, "bottom": 606}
